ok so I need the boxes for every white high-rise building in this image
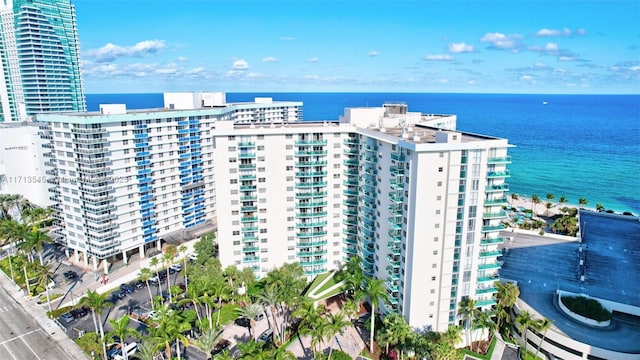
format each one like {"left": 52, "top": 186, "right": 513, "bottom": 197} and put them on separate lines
{"left": 39, "top": 96, "right": 510, "bottom": 332}
{"left": 37, "top": 92, "right": 302, "bottom": 270}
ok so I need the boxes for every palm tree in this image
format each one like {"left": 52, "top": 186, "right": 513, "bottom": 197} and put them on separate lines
{"left": 359, "top": 277, "right": 389, "bottom": 353}
{"left": 495, "top": 281, "right": 519, "bottom": 332}
{"left": 472, "top": 310, "right": 495, "bottom": 351}
{"left": 458, "top": 297, "right": 477, "bottom": 350}
{"left": 596, "top": 202, "right": 605, "bottom": 212}
{"left": 294, "top": 301, "right": 326, "bottom": 354}
{"left": 442, "top": 325, "right": 463, "bottom": 347}
{"left": 194, "top": 327, "right": 223, "bottom": 359}
{"left": 81, "top": 290, "right": 112, "bottom": 360}
{"left": 257, "top": 284, "right": 282, "bottom": 344}
{"left": 325, "top": 311, "right": 351, "bottom": 359}
{"left": 533, "top": 318, "right": 552, "bottom": 359}
{"left": 149, "top": 256, "right": 163, "bottom": 294}
{"left": 133, "top": 341, "right": 159, "bottom": 360}
{"left": 237, "top": 340, "right": 267, "bottom": 360}
{"left": 139, "top": 267, "right": 155, "bottom": 306}
{"left": 179, "top": 244, "right": 189, "bottom": 292}
{"left": 107, "top": 315, "right": 139, "bottom": 360}
{"left": 213, "top": 281, "right": 232, "bottom": 328}
{"left": 33, "top": 263, "right": 53, "bottom": 313}
{"left": 510, "top": 193, "right": 519, "bottom": 201}
{"left": 530, "top": 195, "right": 541, "bottom": 214}
{"left": 149, "top": 306, "right": 192, "bottom": 360}
{"left": 545, "top": 193, "right": 554, "bottom": 202}
{"left": 545, "top": 202, "right": 553, "bottom": 216}
{"left": 559, "top": 195, "right": 568, "bottom": 204}
{"left": 516, "top": 310, "right": 535, "bottom": 351}
{"left": 163, "top": 244, "right": 178, "bottom": 303}
{"left": 236, "top": 303, "right": 263, "bottom": 340}
{"left": 578, "top": 197, "right": 588, "bottom": 208}
{"left": 380, "top": 313, "right": 412, "bottom": 359}
{"left": 271, "top": 346, "right": 297, "bottom": 360}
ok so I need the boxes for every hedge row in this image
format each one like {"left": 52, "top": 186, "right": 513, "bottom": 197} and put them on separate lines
{"left": 561, "top": 296, "right": 612, "bottom": 322}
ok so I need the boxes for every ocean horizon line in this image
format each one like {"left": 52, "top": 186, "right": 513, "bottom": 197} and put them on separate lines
{"left": 85, "top": 91, "right": 640, "bottom": 96}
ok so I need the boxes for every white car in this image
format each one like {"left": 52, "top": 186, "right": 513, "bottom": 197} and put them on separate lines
{"left": 112, "top": 342, "right": 138, "bottom": 360}
{"left": 169, "top": 263, "right": 182, "bottom": 272}
{"left": 188, "top": 253, "right": 198, "bottom": 261}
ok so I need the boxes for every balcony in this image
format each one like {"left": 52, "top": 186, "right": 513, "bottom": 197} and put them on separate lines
{"left": 238, "top": 141, "right": 255, "bottom": 148}
{"left": 476, "top": 286, "right": 498, "bottom": 295}
{"left": 479, "top": 250, "right": 502, "bottom": 258}
{"left": 295, "top": 171, "right": 327, "bottom": 178}
{"left": 343, "top": 138, "right": 359, "bottom": 145}
{"left": 296, "top": 211, "right": 327, "bottom": 218}
{"left": 295, "top": 150, "right": 328, "bottom": 157}
{"left": 486, "top": 184, "right": 509, "bottom": 192}
{"left": 243, "top": 256, "right": 260, "bottom": 263}
{"left": 238, "top": 152, "right": 256, "bottom": 159}
{"left": 295, "top": 139, "right": 327, "bottom": 146}
{"left": 239, "top": 164, "right": 256, "bottom": 170}
{"left": 242, "top": 247, "right": 260, "bottom": 253}
{"left": 483, "top": 211, "right": 507, "bottom": 219}
{"left": 296, "top": 160, "right": 327, "bottom": 167}
{"left": 297, "top": 250, "right": 327, "bottom": 257}
{"left": 296, "top": 231, "right": 328, "bottom": 238}
{"left": 487, "top": 156, "right": 512, "bottom": 164}
{"left": 296, "top": 191, "right": 327, "bottom": 199}
{"left": 487, "top": 170, "right": 511, "bottom": 178}
{"left": 297, "top": 220, "right": 328, "bottom": 228}
{"left": 477, "top": 275, "right": 499, "bottom": 283}
{"left": 478, "top": 262, "right": 502, "bottom": 271}
{"left": 484, "top": 197, "right": 508, "bottom": 205}
{"left": 296, "top": 240, "right": 328, "bottom": 247}
{"left": 295, "top": 181, "right": 327, "bottom": 188}
{"left": 241, "top": 217, "right": 258, "bottom": 223}
{"left": 476, "top": 299, "right": 497, "bottom": 307}
{"left": 480, "top": 237, "right": 504, "bottom": 245}
{"left": 481, "top": 224, "right": 506, "bottom": 232}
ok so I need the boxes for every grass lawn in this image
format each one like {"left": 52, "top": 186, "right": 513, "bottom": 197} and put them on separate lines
{"left": 215, "top": 303, "right": 240, "bottom": 326}
{"left": 305, "top": 271, "right": 333, "bottom": 296}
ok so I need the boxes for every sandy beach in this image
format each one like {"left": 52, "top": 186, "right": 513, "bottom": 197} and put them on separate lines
{"left": 507, "top": 196, "right": 567, "bottom": 218}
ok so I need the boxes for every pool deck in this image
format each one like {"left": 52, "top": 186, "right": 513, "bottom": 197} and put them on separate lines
{"left": 498, "top": 211, "right": 640, "bottom": 353}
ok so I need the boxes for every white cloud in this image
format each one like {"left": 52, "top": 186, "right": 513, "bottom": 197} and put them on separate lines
{"left": 245, "top": 72, "right": 263, "bottom": 78}
{"left": 436, "top": 78, "right": 449, "bottom": 84}
{"left": 262, "top": 56, "right": 279, "bottom": 63}
{"left": 480, "top": 32, "right": 520, "bottom": 50}
{"left": 448, "top": 42, "right": 474, "bottom": 53}
{"left": 307, "top": 57, "right": 318, "bottom": 63}
{"left": 184, "top": 67, "right": 206, "bottom": 75}
{"left": 368, "top": 51, "right": 379, "bottom": 57}
{"left": 280, "top": 37, "right": 295, "bottom": 41}
{"left": 535, "top": 28, "right": 587, "bottom": 37}
{"left": 544, "top": 43, "right": 559, "bottom": 51}
{"left": 87, "top": 40, "right": 166, "bottom": 62}
{"left": 520, "top": 75, "right": 535, "bottom": 82}
{"left": 423, "top": 54, "right": 453, "bottom": 61}
{"left": 177, "top": 56, "right": 187, "bottom": 62}
{"left": 232, "top": 59, "right": 249, "bottom": 70}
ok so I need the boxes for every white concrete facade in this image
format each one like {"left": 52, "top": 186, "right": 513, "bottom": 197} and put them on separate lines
{"left": 38, "top": 97, "right": 509, "bottom": 332}
{"left": 0, "top": 123, "right": 52, "bottom": 207}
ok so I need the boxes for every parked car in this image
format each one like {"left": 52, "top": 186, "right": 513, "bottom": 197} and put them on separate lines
{"left": 257, "top": 329, "right": 273, "bottom": 344}
{"left": 234, "top": 317, "right": 250, "bottom": 327}
{"left": 106, "top": 343, "right": 125, "bottom": 359}
{"left": 70, "top": 306, "right": 89, "bottom": 319}
{"left": 111, "top": 290, "right": 126, "bottom": 302}
{"left": 110, "top": 342, "right": 138, "bottom": 360}
{"left": 169, "top": 263, "right": 182, "bottom": 272}
{"left": 132, "top": 280, "right": 145, "bottom": 289}
{"left": 211, "top": 339, "right": 231, "bottom": 356}
{"left": 59, "top": 312, "right": 75, "bottom": 323}
{"left": 120, "top": 283, "right": 134, "bottom": 294}
{"left": 188, "top": 253, "right": 198, "bottom": 262}
{"left": 63, "top": 270, "right": 78, "bottom": 280}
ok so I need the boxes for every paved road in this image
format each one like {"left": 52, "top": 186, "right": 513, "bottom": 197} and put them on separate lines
{"left": 0, "top": 286, "right": 72, "bottom": 360}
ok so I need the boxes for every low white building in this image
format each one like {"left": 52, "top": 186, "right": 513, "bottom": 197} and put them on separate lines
{"left": 0, "top": 123, "right": 52, "bottom": 207}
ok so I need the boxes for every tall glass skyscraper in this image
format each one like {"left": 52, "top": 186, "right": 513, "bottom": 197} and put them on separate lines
{"left": 0, "top": 0, "right": 85, "bottom": 122}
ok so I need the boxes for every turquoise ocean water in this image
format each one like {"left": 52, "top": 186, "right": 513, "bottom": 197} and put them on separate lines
{"left": 86, "top": 93, "right": 640, "bottom": 214}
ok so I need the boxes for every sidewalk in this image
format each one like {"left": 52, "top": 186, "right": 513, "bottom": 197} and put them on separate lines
{"left": 58, "top": 238, "right": 199, "bottom": 308}
{"left": 0, "top": 268, "right": 89, "bottom": 360}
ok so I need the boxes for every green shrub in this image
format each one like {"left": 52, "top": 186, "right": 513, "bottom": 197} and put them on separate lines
{"left": 48, "top": 305, "right": 72, "bottom": 319}
{"left": 331, "top": 350, "right": 352, "bottom": 360}
{"left": 561, "top": 296, "right": 611, "bottom": 321}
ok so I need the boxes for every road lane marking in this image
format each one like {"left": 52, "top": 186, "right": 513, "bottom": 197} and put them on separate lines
{"left": 0, "top": 329, "right": 41, "bottom": 345}
{"left": 2, "top": 344, "right": 17, "bottom": 360}
{"left": 20, "top": 336, "right": 41, "bottom": 360}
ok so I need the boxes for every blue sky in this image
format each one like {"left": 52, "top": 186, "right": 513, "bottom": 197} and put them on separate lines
{"left": 74, "top": 0, "right": 640, "bottom": 94}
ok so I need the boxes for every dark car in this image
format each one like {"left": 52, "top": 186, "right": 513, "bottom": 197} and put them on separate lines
{"left": 63, "top": 270, "right": 78, "bottom": 280}
{"left": 234, "top": 317, "right": 250, "bottom": 328}
{"left": 106, "top": 343, "right": 127, "bottom": 359}
{"left": 211, "top": 339, "right": 231, "bottom": 356}
{"left": 132, "top": 280, "right": 145, "bottom": 289}
{"left": 111, "top": 290, "right": 126, "bottom": 302}
{"left": 59, "top": 312, "right": 75, "bottom": 323}
{"left": 120, "top": 283, "right": 134, "bottom": 294}
{"left": 70, "top": 306, "right": 89, "bottom": 318}
{"left": 257, "top": 329, "right": 273, "bottom": 344}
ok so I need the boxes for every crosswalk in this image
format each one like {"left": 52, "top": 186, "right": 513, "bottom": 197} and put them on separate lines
{"left": 0, "top": 303, "right": 20, "bottom": 314}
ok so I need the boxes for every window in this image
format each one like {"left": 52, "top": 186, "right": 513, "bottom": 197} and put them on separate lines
{"left": 438, "top": 167, "right": 443, "bottom": 172}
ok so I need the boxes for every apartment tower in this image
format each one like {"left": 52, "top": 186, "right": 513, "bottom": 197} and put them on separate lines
{"left": 39, "top": 94, "right": 510, "bottom": 332}
{"left": 0, "top": 0, "right": 85, "bottom": 123}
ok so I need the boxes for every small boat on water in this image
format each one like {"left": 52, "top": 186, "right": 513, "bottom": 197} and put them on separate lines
{"left": 542, "top": 101, "right": 548, "bottom": 105}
